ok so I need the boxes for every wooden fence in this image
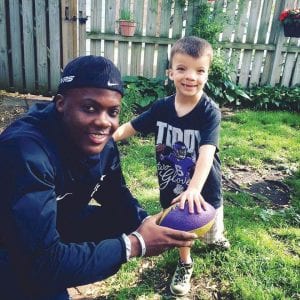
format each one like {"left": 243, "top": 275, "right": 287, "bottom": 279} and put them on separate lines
{"left": 0, "top": 0, "right": 61, "bottom": 94}
{"left": 0, "top": 0, "right": 299, "bottom": 95}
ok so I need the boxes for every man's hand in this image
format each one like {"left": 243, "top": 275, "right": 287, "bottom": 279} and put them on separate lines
{"left": 129, "top": 213, "right": 197, "bottom": 258}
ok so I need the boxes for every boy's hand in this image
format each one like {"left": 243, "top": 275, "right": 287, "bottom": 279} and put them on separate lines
{"left": 171, "top": 188, "right": 207, "bottom": 214}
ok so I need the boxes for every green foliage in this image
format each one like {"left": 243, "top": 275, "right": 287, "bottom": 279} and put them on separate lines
{"left": 192, "top": 3, "right": 228, "bottom": 46}
{"left": 247, "top": 85, "right": 300, "bottom": 112}
{"left": 205, "top": 53, "right": 251, "bottom": 107}
{"left": 120, "top": 76, "right": 166, "bottom": 123}
{"left": 119, "top": 9, "right": 135, "bottom": 21}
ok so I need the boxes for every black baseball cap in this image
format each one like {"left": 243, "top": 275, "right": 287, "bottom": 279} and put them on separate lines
{"left": 57, "top": 55, "right": 124, "bottom": 96}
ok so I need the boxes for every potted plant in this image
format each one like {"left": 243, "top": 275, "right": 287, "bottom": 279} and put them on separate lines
{"left": 279, "top": 8, "right": 300, "bottom": 38}
{"left": 118, "top": 9, "right": 136, "bottom": 37}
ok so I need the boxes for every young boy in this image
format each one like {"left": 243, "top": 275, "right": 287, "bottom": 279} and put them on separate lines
{"left": 113, "top": 36, "right": 230, "bottom": 296}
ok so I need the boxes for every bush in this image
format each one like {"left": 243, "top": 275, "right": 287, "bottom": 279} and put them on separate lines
{"left": 120, "top": 76, "right": 166, "bottom": 123}
{"left": 247, "top": 85, "right": 300, "bottom": 112}
{"left": 205, "top": 53, "right": 251, "bottom": 107}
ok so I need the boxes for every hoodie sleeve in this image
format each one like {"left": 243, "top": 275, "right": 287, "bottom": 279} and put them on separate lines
{"left": 0, "top": 136, "right": 127, "bottom": 296}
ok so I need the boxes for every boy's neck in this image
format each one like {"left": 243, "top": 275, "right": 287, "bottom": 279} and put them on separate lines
{"left": 174, "top": 90, "right": 203, "bottom": 117}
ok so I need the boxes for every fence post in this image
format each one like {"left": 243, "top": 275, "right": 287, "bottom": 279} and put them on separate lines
{"left": 0, "top": 0, "right": 9, "bottom": 88}
{"left": 104, "top": 0, "right": 116, "bottom": 62}
{"left": 61, "top": 0, "right": 78, "bottom": 67}
{"left": 49, "top": 0, "right": 61, "bottom": 93}
{"left": 131, "top": 0, "right": 145, "bottom": 76}
{"left": 9, "top": 0, "right": 23, "bottom": 90}
{"left": 78, "top": 0, "right": 87, "bottom": 56}
{"left": 22, "top": 0, "right": 35, "bottom": 92}
{"left": 35, "top": 0, "right": 48, "bottom": 93}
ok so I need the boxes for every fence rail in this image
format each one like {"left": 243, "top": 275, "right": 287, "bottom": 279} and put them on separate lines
{"left": 0, "top": 0, "right": 299, "bottom": 95}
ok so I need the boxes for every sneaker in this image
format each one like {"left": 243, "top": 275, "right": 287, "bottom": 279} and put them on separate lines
{"left": 210, "top": 238, "right": 230, "bottom": 250}
{"left": 170, "top": 259, "right": 194, "bottom": 296}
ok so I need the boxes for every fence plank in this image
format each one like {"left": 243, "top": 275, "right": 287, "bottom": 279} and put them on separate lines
{"left": 231, "top": 0, "right": 249, "bottom": 83}
{"left": 0, "top": 0, "right": 9, "bottom": 87}
{"left": 291, "top": 54, "right": 300, "bottom": 86}
{"left": 49, "top": 0, "right": 61, "bottom": 93}
{"left": 78, "top": 0, "right": 87, "bottom": 56}
{"left": 281, "top": 53, "right": 297, "bottom": 86}
{"left": 172, "top": 0, "right": 185, "bottom": 38}
{"left": 269, "top": 0, "right": 293, "bottom": 86}
{"left": 118, "top": 0, "right": 130, "bottom": 75}
{"left": 185, "top": 0, "right": 200, "bottom": 36}
{"left": 90, "top": 0, "right": 102, "bottom": 55}
{"left": 104, "top": 0, "right": 116, "bottom": 62}
{"left": 143, "top": 0, "right": 158, "bottom": 77}
{"left": 35, "top": 0, "right": 48, "bottom": 93}
{"left": 250, "top": 0, "right": 273, "bottom": 86}
{"left": 21, "top": 0, "right": 35, "bottom": 92}
{"left": 239, "top": 0, "right": 261, "bottom": 87}
{"left": 220, "top": 0, "right": 238, "bottom": 61}
{"left": 130, "top": 0, "right": 145, "bottom": 75}
{"left": 61, "top": 0, "right": 78, "bottom": 67}
{"left": 156, "top": 0, "right": 172, "bottom": 78}
{"left": 9, "top": 0, "right": 23, "bottom": 89}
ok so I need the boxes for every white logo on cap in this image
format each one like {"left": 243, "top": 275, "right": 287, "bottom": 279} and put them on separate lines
{"left": 61, "top": 75, "right": 75, "bottom": 83}
{"left": 107, "top": 81, "right": 119, "bottom": 86}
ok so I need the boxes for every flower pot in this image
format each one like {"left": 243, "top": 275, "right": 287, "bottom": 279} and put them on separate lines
{"left": 119, "top": 20, "right": 136, "bottom": 37}
{"left": 283, "top": 22, "right": 300, "bottom": 38}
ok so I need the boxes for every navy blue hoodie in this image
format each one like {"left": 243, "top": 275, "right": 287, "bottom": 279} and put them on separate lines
{"left": 0, "top": 102, "right": 147, "bottom": 298}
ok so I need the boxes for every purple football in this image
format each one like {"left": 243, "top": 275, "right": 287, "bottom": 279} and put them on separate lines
{"left": 159, "top": 202, "right": 216, "bottom": 237}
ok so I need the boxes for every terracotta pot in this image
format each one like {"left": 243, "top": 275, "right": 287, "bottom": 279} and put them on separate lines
{"left": 119, "top": 20, "right": 136, "bottom": 37}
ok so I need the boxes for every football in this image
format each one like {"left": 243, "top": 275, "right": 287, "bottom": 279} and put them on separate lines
{"left": 158, "top": 202, "right": 216, "bottom": 237}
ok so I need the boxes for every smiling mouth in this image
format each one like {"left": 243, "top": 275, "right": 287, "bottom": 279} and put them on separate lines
{"left": 183, "top": 83, "right": 197, "bottom": 88}
{"left": 88, "top": 132, "right": 110, "bottom": 144}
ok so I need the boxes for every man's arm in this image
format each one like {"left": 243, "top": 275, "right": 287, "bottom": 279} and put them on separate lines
{"left": 113, "top": 122, "right": 137, "bottom": 141}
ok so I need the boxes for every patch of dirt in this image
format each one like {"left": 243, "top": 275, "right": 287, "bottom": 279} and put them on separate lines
{"left": 223, "top": 165, "right": 291, "bottom": 206}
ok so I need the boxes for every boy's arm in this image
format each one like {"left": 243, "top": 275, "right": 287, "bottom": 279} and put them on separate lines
{"left": 113, "top": 122, "right": 137, "bottom": 141}
{"left": 172, "top": 144, "right": 216, "bottom": 213}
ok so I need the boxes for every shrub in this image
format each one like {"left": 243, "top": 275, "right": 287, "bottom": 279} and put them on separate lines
{"left": 205, "top": 53, "right": 251, "bottom": 107}
{"left": 247, "top": 85, "right": 300, "bottom": 112}
{"left": 120, "top": 76, "right": 166, "bottom": 122}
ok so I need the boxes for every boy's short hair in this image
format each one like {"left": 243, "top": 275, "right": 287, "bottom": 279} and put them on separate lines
{"left": 169, "top": 36, "right": 213, "bottom": 68}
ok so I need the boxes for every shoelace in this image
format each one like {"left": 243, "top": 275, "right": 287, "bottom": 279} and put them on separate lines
{"left": 174, "top": 265, "right": 192, "bottom": 284}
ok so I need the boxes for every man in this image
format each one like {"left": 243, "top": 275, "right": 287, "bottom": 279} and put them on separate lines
{"left": 0, "top": 55, "right": 196, "bottom": 299}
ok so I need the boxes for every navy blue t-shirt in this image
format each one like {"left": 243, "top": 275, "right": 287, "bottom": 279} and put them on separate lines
{"left": 131, "top": 93, "right": 222, "bottom": 209}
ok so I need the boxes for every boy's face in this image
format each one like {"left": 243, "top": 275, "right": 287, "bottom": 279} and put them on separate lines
{"left": 169, "top": 53, "right": 210, "bottom": 100}
{"left": 55, "top": 87, "right": 121, "bottom": 155}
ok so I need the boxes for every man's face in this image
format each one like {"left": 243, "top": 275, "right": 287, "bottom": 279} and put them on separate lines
{"left": 55, "top": 88, "right": 121, "bottom": 155}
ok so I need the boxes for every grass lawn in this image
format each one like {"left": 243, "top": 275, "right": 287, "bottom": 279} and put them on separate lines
{"left": 94, "top": 110, "right": 300, "bottom": 299}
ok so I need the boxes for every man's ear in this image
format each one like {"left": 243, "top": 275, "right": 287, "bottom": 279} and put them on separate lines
{"left": 55, "top": 94, "right": 65, "bottom": 113}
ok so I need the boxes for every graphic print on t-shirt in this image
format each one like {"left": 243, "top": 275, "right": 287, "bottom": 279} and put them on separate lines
{"left": 156, "top": 121, "right": 200, "bottom": 201}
